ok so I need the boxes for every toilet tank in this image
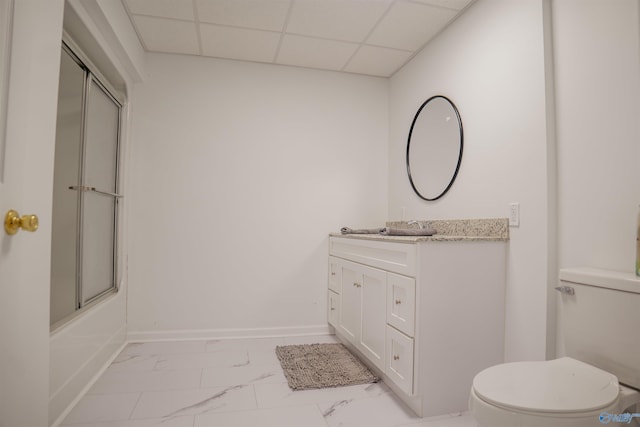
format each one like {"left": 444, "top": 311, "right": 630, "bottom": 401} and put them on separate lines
{"left": 557, "top": 268, "right": 640, "bottom": 390}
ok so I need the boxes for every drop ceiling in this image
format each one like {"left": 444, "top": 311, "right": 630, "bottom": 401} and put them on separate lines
{"left": 123, "top": 0, "right": 475, "bottom": 78}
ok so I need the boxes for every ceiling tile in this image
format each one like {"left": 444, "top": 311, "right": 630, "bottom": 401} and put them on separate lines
{"left": 344, "top": 45, "right": 413, "bottom": 77}
{"left": 277, "top": 34, "right": 359, "bottom": 71}
{"left": 125, "top": 0, "right": 195, "bottom": 21}
{"left": 200, "top": 24, "right": 281, "bottom": 63}
{"left": 196, "top": 0, "right": 291, "bottom": 32}
{"left": 286, "top": 0, "right": 391, "bottom": 42}
{"left": 367, "top": 1, "right": 458, "bottom": 51}
{"left": 123, "top": 0, "right": 475, "bottom": 77}
{"left": 412, "top": 0, "right": 475, "bottom": 11}
{"left": 133, "top": 16, "right": 199, "bottom": 55}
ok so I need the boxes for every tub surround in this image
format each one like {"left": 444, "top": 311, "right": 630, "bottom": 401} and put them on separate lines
{"left": 333, "top": 218, "right": 509, "bottom": 243}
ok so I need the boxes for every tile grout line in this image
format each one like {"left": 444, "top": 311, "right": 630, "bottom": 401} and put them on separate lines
{"left": 126, "top": 391, "right": 144, "bottom": 422}
{"left": 60, "top": 338, "right": 478, "bottom": 426}
{"left": 316, "top": 402, "right": 332, "bottom": 427}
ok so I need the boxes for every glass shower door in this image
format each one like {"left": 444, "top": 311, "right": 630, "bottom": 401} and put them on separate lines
{"left": 80, "top": 76, "right": 120, "bottom": 304}
{"left": 50, "top": 42, "right": 122, "bottom": 327}
{"left": 50, "top": 47, "right": 83, "bottom": 325}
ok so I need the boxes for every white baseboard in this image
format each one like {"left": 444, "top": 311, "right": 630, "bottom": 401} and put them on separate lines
{"left": 127, "top": 324, "right": 332, "bottom": 343}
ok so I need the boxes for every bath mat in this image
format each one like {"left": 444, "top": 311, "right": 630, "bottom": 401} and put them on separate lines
{"left": 275, "top": 343, "right": 379, "bottom": 391}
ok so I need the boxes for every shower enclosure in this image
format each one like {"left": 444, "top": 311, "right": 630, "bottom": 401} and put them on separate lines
{"left": 50, "top": 40, "right": 123, "bottom": 327}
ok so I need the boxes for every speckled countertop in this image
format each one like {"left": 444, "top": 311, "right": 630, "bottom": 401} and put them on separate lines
{"left": 330, "top": 218, "right": 509, "bottom": 243}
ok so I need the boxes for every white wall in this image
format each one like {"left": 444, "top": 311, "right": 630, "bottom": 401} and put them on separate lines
{"left": 389, "top": 0, "right": 553, "bottom": 361}
{"left": 552, "top": 0, "right": 640, "bottom": 357}
{"left": 127, "top": 55, "right": 388, "bottom": 338}
{"left": 553, "top": 0, "right": 640, "bottom": 273}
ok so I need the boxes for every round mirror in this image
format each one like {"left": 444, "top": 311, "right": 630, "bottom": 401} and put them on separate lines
{"left": 406, "top": 95, "right": 463, "bottom": 201}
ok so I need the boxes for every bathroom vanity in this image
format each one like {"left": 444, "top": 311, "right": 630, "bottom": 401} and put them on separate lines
{"left": 328, "top": 219, "right": 508, "bottom": 417}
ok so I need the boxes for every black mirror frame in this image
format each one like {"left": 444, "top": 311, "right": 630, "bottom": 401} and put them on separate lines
{"left": 406, "top": 95, "right": 463, "bottom": 201}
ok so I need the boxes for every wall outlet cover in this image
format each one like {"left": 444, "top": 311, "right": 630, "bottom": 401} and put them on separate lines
{"left": 509, "top": 203, "right": 520, "bottom": 227}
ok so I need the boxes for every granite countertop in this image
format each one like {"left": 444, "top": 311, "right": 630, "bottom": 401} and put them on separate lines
{"left": 331, "top": 218, "right": 509, "bottom": 243}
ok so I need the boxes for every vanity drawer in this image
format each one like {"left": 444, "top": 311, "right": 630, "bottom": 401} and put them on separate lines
{"left": 328, "top": 290, "right": 340, "bottom": 327}
{"left": 329, "top": 236, "right": 416, "bottom": 276}
{"left": 387, "top": 273, "right": 416, "bottom": 337}
{"left": 328, "top": 256, "right": 341, "bottom": 293}
{"left": 386, "top": 325, "right": 415, "bottom": 395}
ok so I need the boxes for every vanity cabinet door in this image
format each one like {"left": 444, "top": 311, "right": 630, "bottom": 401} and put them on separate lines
{"left": 339, "top": 264, "right": 361, "bottom": 345}
{"left": 360, "top": 266, "right": 387, "bottom": 371}
{"left": 328, "top": 290, "right": 340, "bottom": 328}
{"left": 337, "top": 260, "right": 387, "bottom": 371}
{"left": 386, "top": 325, "right": 415, "bottom": 395}
{"left": 387, "top": 273, "right": 416, "bottom": 337}
{"left": 328, "top": 256, "right": 341, "bottom": 294}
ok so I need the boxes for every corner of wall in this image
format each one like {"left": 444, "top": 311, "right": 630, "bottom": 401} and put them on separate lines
{"left": 542, "top": 0, "right": 558, "bottom": 361}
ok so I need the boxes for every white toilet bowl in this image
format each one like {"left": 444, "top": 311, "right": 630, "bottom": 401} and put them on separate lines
{"left": 469, "top": 357, "right": 640, "bottom": 427}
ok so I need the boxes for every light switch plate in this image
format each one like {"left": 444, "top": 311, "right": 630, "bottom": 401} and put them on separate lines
{"left": 509, "top": 203, "right": 520, "bottom": 227}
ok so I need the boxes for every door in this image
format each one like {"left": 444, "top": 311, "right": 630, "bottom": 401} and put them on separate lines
{"left": 0, "top": 1, "right": 64, "bottom": 426}
{"left": 338, "top": 259, "right": 387, "bottom": 371}
{"left": 79, "top": 75, "right": 121, "bottom": 304}
{"left": 339, "top": 262, "right": 360, "bottom": 343}
{"left": 386, "top": 325, "right": 414, "bottom": 395}
{"left": 387, "top": 273, "right": 416, "bottom": 336}
{"left": 328, "top": 290, "right": 340, "bottom": 328}
{"left": 50, "top": 45, "right": 122, "bottom": 325}
{"left": 328, "top": 256, "right": 341, "bottom": 294}
{"left": 360, "top": 265, "right": 386, "bottom": 371}
{"left": 50, "top": 44, "right": 84, "bottom": 323}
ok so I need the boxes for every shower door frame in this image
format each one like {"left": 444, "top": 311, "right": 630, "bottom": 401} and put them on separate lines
{"left": 51, "top": 38, "right": 124, "bottom": 329}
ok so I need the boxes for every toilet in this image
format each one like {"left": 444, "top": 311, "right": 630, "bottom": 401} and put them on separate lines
{"left": 470, "top": 268, "right": 640, "bottom": 427}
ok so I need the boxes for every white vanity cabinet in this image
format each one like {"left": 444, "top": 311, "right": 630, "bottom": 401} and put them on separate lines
{"left": 328, "top": 234, "right": 506, "bottom": 418}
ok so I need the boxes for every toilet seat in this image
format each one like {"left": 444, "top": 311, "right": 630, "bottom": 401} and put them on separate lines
{"left": 472, "top": 357, "right": 620, "bottom": 413}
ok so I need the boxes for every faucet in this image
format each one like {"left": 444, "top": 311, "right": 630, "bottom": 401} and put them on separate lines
{"left": 407, "top": 220, "right": 424, "bottom": 229}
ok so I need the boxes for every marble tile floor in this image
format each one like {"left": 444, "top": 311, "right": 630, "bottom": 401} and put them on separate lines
{"left": 60, "top": 335, "right": 479, "bottom": 427}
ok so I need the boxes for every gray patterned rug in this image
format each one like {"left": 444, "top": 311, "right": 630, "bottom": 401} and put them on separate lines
{"left": 275, "top": 343, "right": 379, "bottom": 391}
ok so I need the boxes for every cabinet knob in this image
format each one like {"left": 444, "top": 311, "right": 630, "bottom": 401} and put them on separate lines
{"left": 393, "top": 355, "right": 400, "bottom": 361}
{"left": 395, "top": 299, "right": 402, "bottom": 305}
{"left": 331, "top": 272, "right": 336, "bottom": 276}
{"left": 554, "top": 286, "right": 575, "bottom": 295}
{"left": 353, "top": 282, "right": 361, "bottom": 288}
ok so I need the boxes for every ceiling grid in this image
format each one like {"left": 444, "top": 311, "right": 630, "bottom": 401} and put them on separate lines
{"left": 122, "top": 0, "right": 474, "bottom": 77}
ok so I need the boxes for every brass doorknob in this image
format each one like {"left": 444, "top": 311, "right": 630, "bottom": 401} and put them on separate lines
{"left": 4, "top": 210, "right": 39, "bottom": 235}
